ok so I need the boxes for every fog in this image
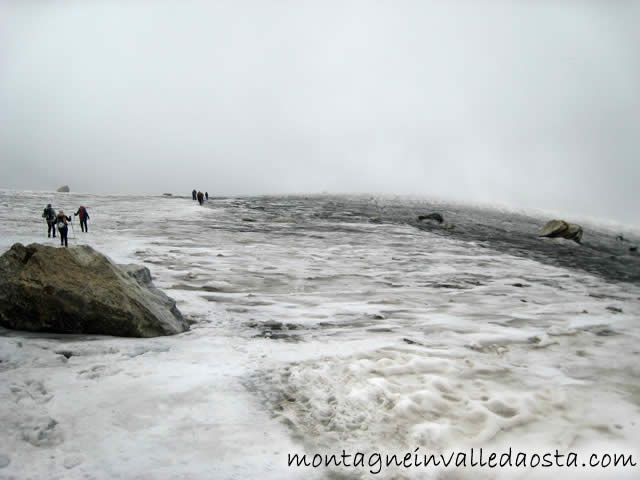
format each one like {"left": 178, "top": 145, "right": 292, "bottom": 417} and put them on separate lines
{"left": 1, "top": 1, "right": 639, "bottom": 224}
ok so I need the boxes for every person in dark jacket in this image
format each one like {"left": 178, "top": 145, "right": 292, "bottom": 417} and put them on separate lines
{"left": 74, "top": 206, "right": 90, "bottom": 232}
{"left": 197, "top": 191, "right": 204, "bottom": 205}
{"left": 192, "top": 189, "right": 197, "bottom": 201}
{"left": 205, "top": 192, "right": 209, "bottom": 200}
{"left": 56, "top": 211, "right": 72, "bottom": 247}
{"left": 42, "top": 204, "right": 56, "bottom": 237}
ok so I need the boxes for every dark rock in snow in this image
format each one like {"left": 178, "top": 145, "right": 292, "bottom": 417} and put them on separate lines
{"left": 418, "top": 213, "right": 444, "bottom": 224}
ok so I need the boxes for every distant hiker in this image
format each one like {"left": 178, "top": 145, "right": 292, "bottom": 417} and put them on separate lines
{"left": 192, "top": 189, "right": 197, "bottom": 201}
{"left": 42, "top": 204, "right": 57, "bottom": 237}
{"left": 197, "top": 191, "right": 204, "bottom": 205}
{"left": 74, "top": 206, "right": 90, "bottom": 232}
{"left": 205, "top": 192, "right": 209, "bottom": 200}
{"left": 56, "top": 211, "right": 72, "bottom": 247}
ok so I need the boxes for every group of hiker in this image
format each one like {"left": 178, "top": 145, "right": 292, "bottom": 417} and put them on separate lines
{"left": 41, "top": 204, "right": 90, "bottom": 248}
{"left": 192, "top": 189, "right": 208, "bottom": 205}
{"left": 41, "top": 190, "right": 209, "bottom": 248}
{"left": 42, "top": 188, "right": 209, "bottom": 248}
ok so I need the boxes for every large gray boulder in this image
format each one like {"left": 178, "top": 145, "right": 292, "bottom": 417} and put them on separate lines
{"left": 56, "top": 185, "right": 70, "bottom": 192}
{"left": 0, "top": 243, "right": 189, "bottom": 337}
{"left": 539, "top": 220, "right": 583, "bottom": 244}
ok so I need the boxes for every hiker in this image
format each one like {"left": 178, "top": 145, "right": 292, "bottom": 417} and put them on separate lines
{"left": 197, "top": 191, "right": 204, "bottom": 205}
{"left": 192, "top": 189, "right": 197, "bottom": 201}
{"left": 74, "top": 206, "right": 90, "bottom": 232}
{"left": 42, "top": 203, "right": 57, "bottom": 238}
{"left": 56, "top": 211, "right": 72, "bottom": 247}
{"left": 205, "top": 192, "right": 209, "bottom": 200}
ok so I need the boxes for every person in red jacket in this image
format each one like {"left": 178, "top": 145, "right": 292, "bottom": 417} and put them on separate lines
{"left": 74, "top": 206, "right": 90, "bottom": 232}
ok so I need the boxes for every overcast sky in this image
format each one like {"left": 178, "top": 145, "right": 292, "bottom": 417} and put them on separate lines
{"left": 1, "top": 1, "right": 639, "bottom": 224}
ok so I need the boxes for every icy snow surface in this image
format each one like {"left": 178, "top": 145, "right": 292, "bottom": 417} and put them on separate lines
{"left": 1, "top": 190, "right": 639, "bottom": 479}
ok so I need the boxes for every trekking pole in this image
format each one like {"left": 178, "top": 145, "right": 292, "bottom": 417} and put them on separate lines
{"left": 70, "top": 221, "right": 76, "bottom": 239}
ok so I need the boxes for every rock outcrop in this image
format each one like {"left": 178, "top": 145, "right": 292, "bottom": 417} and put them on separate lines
{"left": 416, "top": 213, "right": 455, "bottom": 230}
{"left": 418, "top": 213, "right": 444, "bottom": 224}
{"left": 56, "top": 185, "right": 70, "bottom": 192}
{"left": 0, "top": 243, "right": 189, "bottom": 337}
{"left": 539, "top": 220, "right": 583, "bottom": 244}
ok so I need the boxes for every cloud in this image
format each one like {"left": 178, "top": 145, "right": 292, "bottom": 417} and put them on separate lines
{"left": 1, "top": 1, "right": 639, "bottom": 224}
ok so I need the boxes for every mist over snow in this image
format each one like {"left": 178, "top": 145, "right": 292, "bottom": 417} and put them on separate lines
{"left": 1, "top": 1, "right": 639, "bottom": 224}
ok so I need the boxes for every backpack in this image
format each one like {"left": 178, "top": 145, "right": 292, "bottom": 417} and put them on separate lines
{"left": 44, "top": 207, "right": 55, "bottom": 221}
{"left": 57, "top": 218, "right": 66, "bottom": 230}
